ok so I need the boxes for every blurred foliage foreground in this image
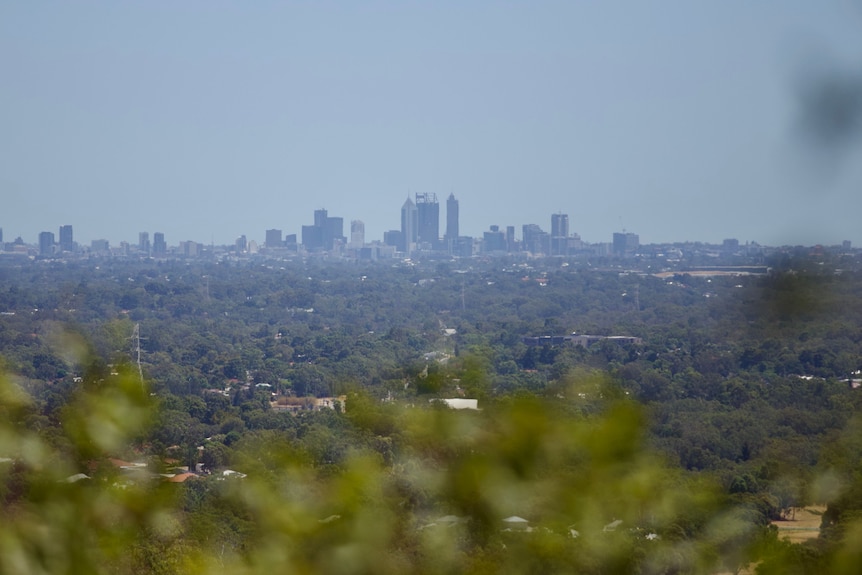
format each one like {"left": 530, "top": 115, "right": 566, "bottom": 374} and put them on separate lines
{"left": 1, "top": 355, "right": 861, "bottom": 574}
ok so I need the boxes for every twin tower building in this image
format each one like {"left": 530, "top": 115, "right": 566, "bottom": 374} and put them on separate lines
{"left": 389, "top": 193, "right": 459, "bottom": 256}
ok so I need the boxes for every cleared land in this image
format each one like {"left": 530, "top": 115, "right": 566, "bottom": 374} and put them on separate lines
{"left": 771, "top": 506, "right": 825, "bottom": 544}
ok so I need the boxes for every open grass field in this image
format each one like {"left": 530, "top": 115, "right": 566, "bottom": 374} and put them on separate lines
{"left": 771, "top": 506, "right": 825, "bottom": 544}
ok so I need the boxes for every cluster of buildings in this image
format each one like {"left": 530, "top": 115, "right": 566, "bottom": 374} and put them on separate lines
{"left": 14, "top": 193, "right": 852, "bottom": 262}
{"left": 3, "top": 193, "right": 643, "bottom": 261}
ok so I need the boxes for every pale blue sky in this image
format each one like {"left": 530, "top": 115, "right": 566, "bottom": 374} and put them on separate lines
{"left": 2, "top": 1, "right": 861, "bottom": 247}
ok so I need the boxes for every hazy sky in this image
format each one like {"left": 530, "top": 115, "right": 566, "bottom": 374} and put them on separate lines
{"left": 3, "top": 1, "right": 862, "bottom": 247}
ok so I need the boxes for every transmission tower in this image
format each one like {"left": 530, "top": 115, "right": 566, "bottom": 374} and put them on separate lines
{"left": 131, "top": 323, "right": 147, "bottom": 389}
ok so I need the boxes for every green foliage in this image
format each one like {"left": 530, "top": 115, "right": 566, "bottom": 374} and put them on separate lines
{"left": 0, "top": 364, "right": 770, "bottom": 574}
{"left": 0, "top": 360, "right": 181, "bottom": 574}
{"left": 3, "top": 256, "right": 862, "bottom": 572}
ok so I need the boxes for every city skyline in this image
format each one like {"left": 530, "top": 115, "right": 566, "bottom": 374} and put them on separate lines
{"left": 7, "top": 202, "right": 856, "bottom": 257}
{"left": 2, "top": 3, "right": 862, "bottom": 246}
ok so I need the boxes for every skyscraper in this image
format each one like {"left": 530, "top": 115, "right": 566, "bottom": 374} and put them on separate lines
{"left": 613, "top": 232, "right": 639, "bottom": 256}
{"left": 384, "top": 230, "right": 403, "bottom": 250}
{"left": 446, "top": 193, "right": 459, "bottom": 248}
{"left": 324, "top": 217, "right": 344, "bottom": 251}
{"left": 265, "top": 229, "right": 283, "bottom": 248}
{"left": 522, "top": 224, "right": 549, "bottom": 256}
{"left": 39, "top": 231, "right": 55, "bottom": 257}
{"left": 314, "top": 208, "right": 328, "bottom": 228}
{"left": 415, "top": 193, "right": 439, "bottom": 247}
{"left": 139, "top": 232, "right": 150, "bottom": 255}
{"left": 401, "top": 197, "right": 418, "bottom": 255}
{"left": 153, "top": 232, "right": 167, "bottom": 257}
{"left": 551, "top": 213, "right": 569, "bottom": 238}
{"left": 302, "top": 225, "right": 323, "bottom": 250}
{"left": 350, "top": 220, "right": 365, "bottom": 248}
{"left": 483, "top": 225, "right": 506, "bottom": 252}
{"left": 551, "top": 213, "right": 569, "bottom": 256}
{"left": 301, "top": 208, "right": 345, "bottom": 251}
{"left": 59, "top": 225, "right": 73, "bottom": 253}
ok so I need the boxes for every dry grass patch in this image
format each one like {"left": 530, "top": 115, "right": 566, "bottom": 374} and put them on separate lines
{"left": 771, "top": 506, "right": 825, "bottom": 544}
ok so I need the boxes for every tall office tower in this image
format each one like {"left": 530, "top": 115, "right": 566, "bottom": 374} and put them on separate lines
{"left": 483, "top": 225, "right": 506, "bottom": 252}
{"left": 0, "top": 228, "right": 3, "bottom": 243}
{"left": 59, "top": 225, "right": 73, "bottom": 253}
{"left": 506, "top": 226, "right": 515, "bottom": 252}
{"left": 153, "top": 232, "right": 167, "bottom": 256}
{"left": 522, "top": 224, "right": 550, "bottom": 256}
{"left": 302, "top": 225, "right": 323, "bottom": 250}
{"left": 350, "top": 220, "right": 365, "bottom": 248}
{"left": 236, "top": 235, "right": 248, "bottom": 253}
{"left": 415, "top": 192, "right": 439, "bottom": 247}
{"left": 551, "top": 213, "right": 569, "bottom": 238}
{"left": 314, "top": 208, "right": 328, "bottom": 228}
{"left": 551, "top": 213, "right": 569, "bottom": 256}
{"left": 383, "top": 230, "right": 403, "bottom": 250}
{"left": 324, "top": 217, "right": 344, "bottom": 250}
{"left": 39, "top": 231, "right": 55, "bottom": 257}
{"left": 138, "top": 232, "right": 150, "bottom": 255}
{"left": 265, "top": 229, "right": 283, "bottom": 248}
{"left": 445, "top": 193, "right": 459, "bottom": 246}
{"left": 401, "top": 196, "right": 417, "bottom": 254}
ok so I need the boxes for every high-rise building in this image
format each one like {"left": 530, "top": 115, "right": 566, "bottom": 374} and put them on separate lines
{"left": 506, "top": 226, "right": 515, "bottom": 252}
{"left": 265, "top": 229, "right": 283, "bottom": 248}
{"left": 446, "top": 193, "right": 459, "bottom": 251}
{"left": 302, "top": 225, "right": 323, "bottom": 250}
{"left": 551, "top": 213, "right": 569, "bottom": 238}
{"left": 483, "top": 225, "right": 506, "bottom": 252}
{"left": 415, "top": 193, "right": 439, "bottom": 247}
{"left": 446, "top": 193, "right": 459, "bottom": 240}
{"left": 314, "top": 208, "right": 328, "bottom": 228}
{"left": 401, "top": 197, "right": 417, "bottom": 254}
{"left": 350, "top": 220, "right": 365, "bottom": 248}
{"left": 39, "top": 231, "right": 55, "bottom": 257}
{"left": 153, "top": 232, "right": 167, "bottom": 257}
{"left": 59, "top": 225, "right": 73, "bottom": 253}
{"left": 384, "top": 230, "right": 403, "bottom": 250}
{"left": 551, "top": 213, "right": 569, "bottom": 256}
{"left": 138, "top": 232, "right": 150, "bottom": 255}
{"left": 302, "top": 209, "right": 345, "bottom": 251}
{"left": 236, "top": 235, "right": 248, "bottom": 253}
{"left": 612, "top": 232, "right": 639, "bottom": 256}
{"left": 522, "top": 224, "right": 550, "bottom": 256}
{"left": 181, "top": 241, "right": 201, "bottom": 257}
{"left": 324, "top": 217, "right": 344, "bottom": 251}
